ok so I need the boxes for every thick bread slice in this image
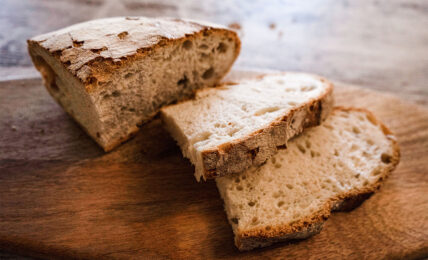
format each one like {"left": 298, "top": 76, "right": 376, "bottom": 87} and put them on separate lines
{"left": 161, "top": 73, "right": 334, "bottom": 181}
{"left": 216, "top": 107, "right": 400, "bottom": 251}
{"left": 28, "top": 17, "right": 240, "bottom": 151}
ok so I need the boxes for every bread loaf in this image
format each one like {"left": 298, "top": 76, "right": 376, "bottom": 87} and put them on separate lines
{"left": 28, "top": 17, "right": 240, "bottom": 151}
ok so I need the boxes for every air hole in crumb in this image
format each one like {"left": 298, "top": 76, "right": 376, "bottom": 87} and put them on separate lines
{"left": 234, "top": 178, "right": 240, "bottom": 183}
{"left": 286, "top": 184, "right": 293, "bottom": 189}
{"left": 182, "top": 40, "right": 192, "bottom": 50}
{"left": 381, "top": 153, "right": 392, "bottom": 164}
{"left": 362, "top": 151, "right": 370, "bottom": 158}
{"left": 231, "top": 218, "right": 239, "bottom": 224}
{"left": 274, "top": 163, "right": 281, "bottom": 168}
{"left": 96, "top": 132, "right": 100, "bottom": 138}
{"left": 237, "top": 185, "right": 243, "bottom": 191}
{"left": 265, "top": 226, "right": 271, "bottom": 231}
{"left": 124, "top": 72, "right": 134, "bottom": 79}
{"left": 277, "top": 201, "right": 285, "bottom": 207}
{"left": 367, "top": 139, "right": 374, "bottom": 145}
{"left": 305, "top": 140, "right": 311, "bottom": 148}
{"left": 250, "top": 147, "right": 259, "bottom": 160}
{"left": 199, "top": 44, "right": 209, "bottom": 49}
{"left": 248, "top": 201, "right": 256, "bottom": 207}
{"left": 354, "top": 173, "right": 360, "bottom": 178}
{"left": 372, "top": 169, "right": 381, "bottom": 176}
{"left": 202, "top": 67, "right": 214, "bottom": 79}
{"left": 227, "top": 128, "right": 239, "bottom": 137}
{"left": 217, "top": 42, "right": 228, "bottom": 53}
{"left": 112, "top": 91, "right": 120, "bottom": 97}
{"left": 301, "top": 86, "right": 315, "bottom": 92}
{"left": 363, "top": 180, "right": 369, "bottom": 186}
{"left": 277, "top": 144, "right": 287, "bottom": 150}
{"left": 297, "top": 144, "right": 306, "bottom": 154}
{"left": 310, "top": 150, "right": 316, "bottom": 158}
{"left": 352, "top": 126, "right": 361, "bottom": 134}
{"left": 191, "top": 131, "right": 211, "bottom": 144}
{"left": 252, "top": 217, "right": 258, "bottom": 224}
{"left": 177, "top": 75, "right": 189, "bottom": 87}
{"left": 254, "top": 106, "right": 280, "bottom": 116}
{"left": 334, "top": 149, "right": 339, "bottom": 156}
{"left": 117, "top": 31, "right": 128, "bottom": 39}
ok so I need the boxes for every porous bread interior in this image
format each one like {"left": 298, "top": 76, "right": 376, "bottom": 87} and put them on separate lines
{"left": 216, "top": 109, "right": 397, "bottom": 243}
{"left": 161, "top": 73, "right": 330, "bottom": 180}
{"left": 30, "top": 31, "right": 238, "bottom": 151}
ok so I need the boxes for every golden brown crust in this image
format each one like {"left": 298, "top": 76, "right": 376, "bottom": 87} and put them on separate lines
{"left": 200, "top": 73, "right": 334, "bottom": 179}
{"left": 235, "top": 107, "right": 400, "bottom": 251}
{"left": 28, "top": 17, "right": 241, "bottom": 92}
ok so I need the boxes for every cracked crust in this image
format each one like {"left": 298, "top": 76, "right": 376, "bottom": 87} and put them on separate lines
{"left": 200, "top": 74, "right": 334, "bottom": 179}
{"left": 234, "top": 107, "right": 401, "bottom": 251}
{"left": 28, "top": 16, "right": 240, "bottom": 92}
{"left": 27, "top": 17, "right": 241, "bottom": 152}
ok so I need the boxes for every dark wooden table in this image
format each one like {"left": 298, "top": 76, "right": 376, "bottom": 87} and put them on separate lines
{"left": 1, "top": 0, "right": 428, "bottom": 259}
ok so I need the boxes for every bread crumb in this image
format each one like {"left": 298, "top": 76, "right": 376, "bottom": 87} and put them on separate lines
{"left": 228, "top": 22, "right": 241, "bottom": 30}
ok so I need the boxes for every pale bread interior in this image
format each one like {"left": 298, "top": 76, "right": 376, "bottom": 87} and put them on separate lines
{"left": 30, "top": 30, "right": 238, "bottom": 151}
{"left": 216, "top": 108, "right": 398, "bottom": 250}
{"left": 161, "top": 73, "right": 331, "bottom": 180}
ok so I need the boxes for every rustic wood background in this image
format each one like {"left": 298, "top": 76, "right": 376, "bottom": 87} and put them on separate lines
{"left": 1, "top": 0, "right": 428, "bottom": 106}
{"left": 1, "top": 0, "right": 428, "bottom": 259}
{"left": 0, "top": 73, "right": 428, "bottom": 259}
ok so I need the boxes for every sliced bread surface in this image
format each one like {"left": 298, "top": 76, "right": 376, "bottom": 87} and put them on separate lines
{"left": 161, "top": 73, "right": 334, "bottom": 180}
{"left": 28, "top": 17, "right": 240, "bottom": 151}
{"left": 215, "top": 108, "right": 400, "bottom": 251}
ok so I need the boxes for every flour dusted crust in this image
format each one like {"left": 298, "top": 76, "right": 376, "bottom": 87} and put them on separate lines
{"left": 28, "top": 17, "right": 238, "bottom": 90}
{"left": 28, "top": 17, "right": 240, "bottom": 151}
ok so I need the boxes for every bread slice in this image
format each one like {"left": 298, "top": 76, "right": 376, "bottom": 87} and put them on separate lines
{"left": 28, "top": 17, "right": 240, "bottom": 151}
{"left": 216, "top": 107, "right": 400, "bottom": 251}
{"left": 161, "top": 73, "right": 334, "bottom": 181}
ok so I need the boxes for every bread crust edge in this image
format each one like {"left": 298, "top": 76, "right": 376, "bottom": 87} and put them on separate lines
{"left": 200, "top": 73, "right": 335, "bottom": 180}
{"left": 234, "top": 107, "right": 401, "bottom": 251}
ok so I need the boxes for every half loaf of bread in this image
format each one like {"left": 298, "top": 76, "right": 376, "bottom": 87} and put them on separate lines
{"left": 28, "top": 17, "right": 240, "bottom": 151}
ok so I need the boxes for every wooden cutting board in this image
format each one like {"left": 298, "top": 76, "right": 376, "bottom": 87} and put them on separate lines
{"left": 0, "top": 70, "right": 427, "bottom": 260}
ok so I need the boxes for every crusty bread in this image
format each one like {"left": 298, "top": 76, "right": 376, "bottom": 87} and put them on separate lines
{"left": 161, "top": 73, "right": 334, "bottom": 181}
{"left": 28, "top": 17, "right": 240, "bottom": 151}
{"left": 216, "top": 108, "right": 400, "bottom": 251}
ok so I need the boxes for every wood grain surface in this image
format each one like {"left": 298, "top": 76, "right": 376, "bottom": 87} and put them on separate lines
{"left": 0, "top": 71, "right": 427, "bottom": 259}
